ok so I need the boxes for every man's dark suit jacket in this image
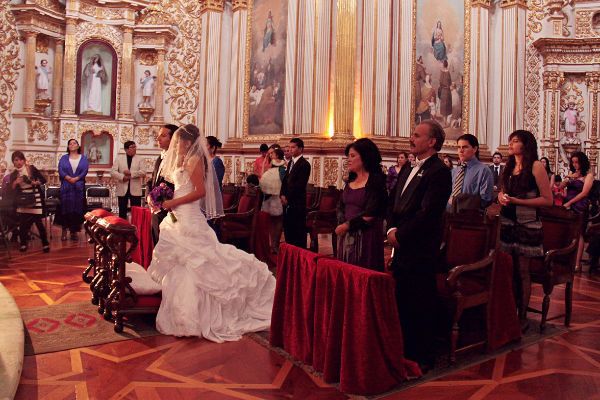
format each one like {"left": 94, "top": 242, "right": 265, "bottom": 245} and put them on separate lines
{"left": 489, "top": 164, "right": 504, "bottom": 187}
{"left": 280, "top": 156, "right": 311, "bottom": 207}
{"left": 387, "top": 155, "right": 452, "bottom": 273}
{"left": 147, "top": 155, "right": 175, "bottom": 194}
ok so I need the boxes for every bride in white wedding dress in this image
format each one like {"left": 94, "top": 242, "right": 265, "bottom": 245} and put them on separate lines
{"left": 146, "top": 124, "right": 276, "bottom": 342}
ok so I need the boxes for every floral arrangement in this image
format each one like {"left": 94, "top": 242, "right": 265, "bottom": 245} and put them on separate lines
{"left": 149, "top": 182, "right": 177, "bottom": 222}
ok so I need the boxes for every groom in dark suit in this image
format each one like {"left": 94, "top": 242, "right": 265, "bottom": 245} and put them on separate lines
{"left": 146, "top": 124, "right": 178, "bottom": 245}
{"left": 280, "top": 138, "right": 311, "bottom": 249}
{"left": 386, "top": 120, "right": 452, "bottom": 369}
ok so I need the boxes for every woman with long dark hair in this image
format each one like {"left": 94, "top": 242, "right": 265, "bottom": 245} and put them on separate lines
{"left": 498, "top": 130, "right": 552, "bottom": 330}
{"left": 540, "top": 156, "right": 555, "bottom": 187}
{"left": 56, "top": 139, "right": 89, "bottom": 241}
{"left": 560, "top": 151, "right": 593, "bottom": 271}
{"left": 386, "top": 151, "right": 409, "bottom": 192}
{"left": 335, "top": 138, "right": 387, "bottom": 271}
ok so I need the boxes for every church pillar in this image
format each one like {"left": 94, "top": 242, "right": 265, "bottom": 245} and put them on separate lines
{"left": 62, "top": 17, "right": 77, "bottom": 115}
{"left": 198, "top": 0, "right": 225, "bottom": 136}
{"left": 119, "top": 27, "right": 134, "bottom": 120}
{"left": 498, "top": 0, "right": 527, "bottom": 147}
{"left": 51, "top": 39, "right": 64, "bottom": 117}
{"left": 228, "top": 1, "right": 248, "bottom": 138}
{"left": 542, "top": 70, "right": 563, "bottom": 169}
{"left": 153, "top": 49, "right": 166, "bottom": 122}
{"left": 586, "top": 72, "right": 600, "bottom": 173}
{"left": 23, "top": 31, "right": 38, "bottom": 113}
{"left": 332, "top": 0, "right": 357, "bottom": 140}
{"left": 470, "top": 1, "right": 491, "bottom": 144}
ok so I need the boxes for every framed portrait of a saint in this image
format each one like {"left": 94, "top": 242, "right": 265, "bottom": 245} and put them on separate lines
{"left": 80, "top": 130, "right": 114, "bottom": 168}
{"left": 76, "top": 40, "right": 117, "bottom": 119}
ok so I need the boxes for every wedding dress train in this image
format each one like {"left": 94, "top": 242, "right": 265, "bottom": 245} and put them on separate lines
{"left": 146, "top": 168, "right": 276, "bottom": 342}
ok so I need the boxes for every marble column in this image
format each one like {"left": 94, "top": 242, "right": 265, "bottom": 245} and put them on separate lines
{"left": 52, "top": 39, "right": 64, "bottom": 117}
{"left": 153, "top": 49, "right": 166, "bottom": 122}
{"left": 61, "top": 18, "right": 77, "bottom": 115}
{"left": 198, "top": 0, "right": 224, "bottom": 136}
{"left": 119, "top": 27, "right": 134, "bottom": 119}
{"left": 229, "top": 0, "right": 248, "bottom": 138}
{"left": 332, "top": 0, "right": 357, "bottom": 139}
{"left": 542, "top": 70, "right": 563, "bottom": 169}
{"left": 470, "top": 1, "right": 491, "bottom": 143}
{"left": 499, "top": 0, "right": 527, "bottom": 146}
{"left": 23, "top": 31, "right": 38, "bottom": 113}
{"left": 586, "top": 72, "right": 600, "bottom": 173}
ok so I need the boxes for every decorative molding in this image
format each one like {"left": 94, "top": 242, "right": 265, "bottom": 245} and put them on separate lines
{"left": 34, "top": 0, "right": 64, "bottom": 14}
{"left": 575, "top": 10, "right": 599, "bottom": 38}
{"left": 138, "top": 50, "right": 157, "bottom": 66}
{"left": 323, "top": 157, "right": 339, "bottom": 187}
{"left": 533, "top": 37, "right": 600, "bottom": 65}
{"left": 232, "top": 0, "right": 249, "bottom": 12}
{"left": 25, "top": 152, "right": 55, "bottom": 170}
{"left": 36, "top": 35, "right": 49, "bottom": 53}
{"left": 119, "top": 126, "right": 134, "bottom": 144}
{"left": 135, "top": 126, "right": 155, "bottom": 145}
{"left": 28, "top": 120, "right": 50, "bottom": 142}
{"left": 311, "top": 157, "right": 321, "bottom": 186}
{"left": 500, "top": 0, "right": 527, "bottom": 7}
{"left": 543, "top": 70, "right": 564, "bottom": 90}
{"left": 0, "top": 0, "right": 22, "bottom": 163}
{"left": 223, "top": 156, "right": 233, "bottom": 184}
{"left": 61, "top": 122, "right": 77, "bottom": 141}
{"left": 75, "top": 22, "right": 123, "bottom": 56}
{"left": 200, "top": 0, "right": 225, "bottom": 14}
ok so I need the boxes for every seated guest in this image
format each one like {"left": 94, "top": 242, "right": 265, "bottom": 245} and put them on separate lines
{"left": 386, "top": 120, "right": 452, "bottom": 369}
{"left": 560, "top": 151, "right": 593, "bottom": 271}
{"left": 259, "top": 148, "right": 286, "bottom": 253}
{"left": 386, "top": 152, "right": 409, "bottom": 193}
{"left": 448, "top": 133, "right": 494, "bottom": 211}
{"left": 7, "top": 151, "right": 49, "bottom": 252}
{"left": 335, "top": 138, "right": 387, "bottom": 271}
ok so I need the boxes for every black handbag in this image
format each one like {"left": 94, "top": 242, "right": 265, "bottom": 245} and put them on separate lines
{"left": 16, "top": 192, "right": 36, "bottom": 207}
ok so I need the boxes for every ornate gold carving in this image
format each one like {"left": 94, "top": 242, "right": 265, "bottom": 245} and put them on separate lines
{"left": 524, "top": 45, "right": 542, "bottom": 136}
{"left": 232, "top": 0, "right": 249, "bottom": 12}
{"left": 137, "top": 9, "right": 174, "bottom": 25}
{"left": 586, "top": 72, "right": 600, "bottom": 93}
{"left": 36, "top": 35, "right": 49, "bottom": 54}
{"left": 560, "top": 76, "right": 586, "bottom": 134}
{"left": 76, "top": 22, "right": 123, "bottom": 57}
{"left": 120, "top": 126, "right": 134, "bottom": 144}
{"left": 575, "top": 10, "right": 599, "bottom": 39}
{"left": 533, "top": 38, "right": 600, "bottom": 65}
{"left": 164, "top": 0, "right": 202, "bottom": 124}
{"left": 500, "top": 0, "right": 527, "bottom": 7}
{"left": 223, "top": 156, "right": 232, "bottom": 184}
{"left": 79, "top": 2, "right": 97, "bottom": 18}
{"left": 323, "top": 158, "right": 339, "bottom": 187}
{"left": 34, "top": 0, "right": 64, "bottom": 13}
{"left": 471, "top": 0, "right": 491, "bottom": 7}
{"left": 526, "top": 0, "right": 545, "bottom": 41}
{"left": 79, "top": 122, "right": 117, "bottom": 141}
{"left": 200, "top": 0, "right": 225, "bottom": 14}
{"left": 25, "top": 152, "right": 55, "bottom": 170}
{"left": 543, "top": 71, "right": 564, "bottom": 90}
{"left": 234, "top": 157, "right": 242, "bottom": 185}
{"left": 0, "top": 1, "right": 21, "bottom": 162}
{"left": 28, "top": 120, "right": 49, "bottom": 142}
{"left": 138, "top": 50, "right": 157, "bottom": 66}
{"left": 62, "top": 122, "right": 76, "bottom": 140}
{"left": 312, "top": 157, "right": 321, "bottom": 187}
{"left": 244, "top": 159, "right": 254, "bottom": 175}
{"left": 102, "top": 9, "right": 125, "bottom": 20}
{"left": 135, "top": 126, "right": 155, "bottom": 145}
{"left": 134, "top": 37, "right": 164, "bottom": 46}
{"left": 141, "top": 157, "right": 156, "bottom": 173}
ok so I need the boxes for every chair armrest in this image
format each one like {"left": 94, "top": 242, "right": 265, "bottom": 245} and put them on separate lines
{"left": 220, "top": 208, "right": 255, "bottom": 225}
{"left": 307, "top": 209, "right": 337, "bottom": 222}
{"left": 543, "top": 238, "right": 578, "bottom": 270}
{"left": 446, "top": 251, "right": 495, "bottom": 289}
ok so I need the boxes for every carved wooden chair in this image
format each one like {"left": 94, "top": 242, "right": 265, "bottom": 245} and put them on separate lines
{"left": 306, "top": 186, "right": 341, "bottom": 256}
{"left": 222, "top": 183, "right": 242, "bottom": 213}
{"left": 437, "top": 211, "right": 498, "bottom": 363}
{"left": 306, "top": 184, "right": 320, "bottom": 212}
{"left": 218, "top": 185, "right": 262, "bottom": 252}
{"left": 529, "top": 206, "right": 582, "bottom": 331}
{"left": 83, "top": 209, "right": 114, "bottom": 307}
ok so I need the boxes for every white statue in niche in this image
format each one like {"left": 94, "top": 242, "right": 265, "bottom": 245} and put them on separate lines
{"left": 35, "top": 59, "right": 52, "bottom": 99}
{"left": 563, "top": 101, "right": 579, "bottom": 139}
{"left": 140, "top": 70, "right": 155, "bottom": 107}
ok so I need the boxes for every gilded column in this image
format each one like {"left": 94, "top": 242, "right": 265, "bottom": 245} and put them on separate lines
{"left": 470, "top": 1, "right": 491, "bottom": 145}
{"left": 333, "top": 0, "right": 357, "bottom": 139}
{"left": 119, "top": 27, "right": 134, "bottom": 119}
{"left": 542, "top": 70, "right": 563, "bottom": 169}
{"left": 23, "top": 31, "right": 38, "bottom": 113}
{"left": 52, "top": 39, "right": 64, "bottom": 116}
{"left": 586, "top": 72, "right": 600, "bottom": 173}
{"left": 153, "top": 49, "right": 166, "bottom": 122}
{"left": 62, "top": 17, "right": 77, "bottom": 115}
{"left": 198, "top": 0, "right": 224, "bottom": 136}
{"left": 499, "top": 0, "right": 527, "bottom": 146}
{"left": 229, "top": 0, "right": 248, "bottom": 138}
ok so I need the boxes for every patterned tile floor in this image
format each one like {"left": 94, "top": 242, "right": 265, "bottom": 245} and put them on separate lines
{"left": 2, "top": 229, "right": 600, "bottom": 399}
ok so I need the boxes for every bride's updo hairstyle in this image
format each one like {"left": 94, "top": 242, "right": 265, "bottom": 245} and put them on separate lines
{"left": 178, "top": 124, "right": 200, "bottom": 143}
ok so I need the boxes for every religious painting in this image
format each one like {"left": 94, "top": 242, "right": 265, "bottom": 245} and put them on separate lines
{"left": 80, "top": 130, "right": 114, "bottom": 168}
{"left": 414, "top": 0, "right": 467, "bottom": 140}
{"left": 247, "top": 0, "right": 288, "bottom": 135}
{"left": 76, "top": 40, "right": 117, "bottom": 119}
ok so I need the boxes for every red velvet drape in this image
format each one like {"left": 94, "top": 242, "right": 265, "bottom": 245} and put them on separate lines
{"left": 488, "top": 251, "right": 521, "bottom": 349}
{"left": 253, "top": 211, "right": 276, "bottom": 269}
{"left": 130, "top": 206, "right": 153, "bottom": 269}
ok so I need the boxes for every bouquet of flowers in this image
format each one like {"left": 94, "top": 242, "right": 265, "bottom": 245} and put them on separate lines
{"left": 149, "top": 182, "right": 177, "bottom": 222}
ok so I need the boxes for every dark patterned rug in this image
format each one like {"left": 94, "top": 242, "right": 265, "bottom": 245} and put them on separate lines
{"left": 21, "top": 301, "right": 161, "bottom": 355}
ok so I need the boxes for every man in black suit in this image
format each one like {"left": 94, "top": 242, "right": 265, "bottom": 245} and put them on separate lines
{"left": 146, "top": 124, "right": 178, "bottom": 245}
{"left": 489, "top": 151, "right": 504, "bottom": 190}
{"left": 386, "top": 120, "right": 452, "bottom": 370}
{"left": 280, "top": 138, "right": 311, "bottom": 249}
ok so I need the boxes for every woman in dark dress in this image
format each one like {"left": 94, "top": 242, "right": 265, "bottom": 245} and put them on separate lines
{"left": 56, "top": 139, "right": 89, "bottom": 241}
{"left": 498, "top": 130, "right": 552, "bottom": 329}
{"left": 386, "top": 151, "right": 409, "bottom": 192}
{"left": 206, "top": 136, "right": 225, "bottom": 189}
{"left": 561, "top": 151, "right": 593, "bottom": 271}
{"left": 335, "top": 138, "right": 387, "bottom": 271}
{"left": 540, "top": 156, "right": 555, "bottom": 187}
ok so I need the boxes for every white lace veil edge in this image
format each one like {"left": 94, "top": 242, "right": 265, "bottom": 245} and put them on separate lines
{"left": 160, "top": 125, "right": 225, "bottom": 220}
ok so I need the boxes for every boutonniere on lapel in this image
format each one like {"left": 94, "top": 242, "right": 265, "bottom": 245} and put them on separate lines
{"left": 416, "top": 170, "right": 425, "bottom": 178}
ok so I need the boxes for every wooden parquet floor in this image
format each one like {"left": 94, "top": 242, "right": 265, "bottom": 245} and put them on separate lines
{"left": 2, "top": 228, "right": 600, "bottom": 399}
